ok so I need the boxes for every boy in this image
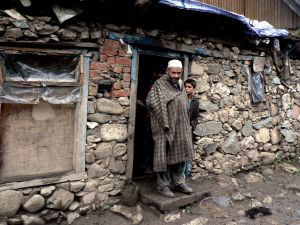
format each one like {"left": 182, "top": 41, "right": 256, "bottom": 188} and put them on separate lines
{"left": 184, "top": 79, "right": 199, "bottom": 177}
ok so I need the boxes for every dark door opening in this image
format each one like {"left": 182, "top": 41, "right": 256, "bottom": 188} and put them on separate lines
{"left": 132, "top": 54, "right": 175, "bottom": 179}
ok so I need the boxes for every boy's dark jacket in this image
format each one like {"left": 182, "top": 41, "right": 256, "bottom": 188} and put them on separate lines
{"left": 189, "top": 96, "right": 199, "bottom": 131}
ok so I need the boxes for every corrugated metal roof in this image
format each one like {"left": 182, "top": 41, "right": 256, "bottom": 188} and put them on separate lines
{"left": 197, "top": 0, "right": 300, "bottom": 29}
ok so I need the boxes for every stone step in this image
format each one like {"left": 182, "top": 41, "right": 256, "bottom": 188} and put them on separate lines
{"left": 136, "top": 178, "right": 208, "bottom": 212}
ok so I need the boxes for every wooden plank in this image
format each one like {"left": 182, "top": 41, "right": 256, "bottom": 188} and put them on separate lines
{"left": 0, "top": 172, "right": 87, "bottom": 192}
{"left": 125, "top": 49, "right": 139, "bottom": 180}
{"left": 183, "top": 54, "right": 189, "bottom": 81}
{"left": 73, "top": 54, "right": 90, "bottom": 173}
{"left": 0, "top": 41, "right": 99, "bottom": 50}
{"left": 0, "top": 103, "right": 75, "bottom": 182}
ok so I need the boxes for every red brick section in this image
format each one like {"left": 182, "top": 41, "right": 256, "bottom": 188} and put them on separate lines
{"left": 118, "top": 50, "right": 127, "bottom": 56}
{"left": 100, "top": 54, "right": 107, "bottom": 62}
{"left": 121, "top": 81, "right": 130, "bottom": 89}
{"left": 123, "top": 73, "right": 131, "bottom": 82}
{"left": 112, "top": 81, "right": 121, "bottom": 90}
{"left": 101, "top": 47, "right": 118, "bottom": 56}
{"left": 111, "top": 89, "right": 130, "bottom": 97}
{"left": 116, "top": 57, "right": 131, "bottom": 66}
{"left": 107, "top": 57, "right": 116, "bottom": 64}
{"left": 89, "top": 70, "right": 99, "bottom": 78}
{"left": 123, "top": 67, "right": 131, "bottom": 73}
{"left": 104, "top": 39, "right": 121, "bottom": 48}
{"left": 113, "top": 66, "right": 122, "bottom": 74}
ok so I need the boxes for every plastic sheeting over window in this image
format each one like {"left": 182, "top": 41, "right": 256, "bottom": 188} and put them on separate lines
{"left": 0, "top": 51, "right": 81, "bottom": 104}
{"left": 159, "top": 0, "right": 289, "bottom": 38}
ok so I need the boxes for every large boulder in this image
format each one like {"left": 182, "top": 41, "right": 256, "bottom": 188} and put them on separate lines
{"left": 0, "top": 190, "right": 23, "bottom": 217}
{"left": 46, "top": 189, "right": 74, "bottom": 210}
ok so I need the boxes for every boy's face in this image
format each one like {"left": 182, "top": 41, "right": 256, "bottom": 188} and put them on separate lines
{"left": 185, "top": 83, "right": 195, "bottom": 95}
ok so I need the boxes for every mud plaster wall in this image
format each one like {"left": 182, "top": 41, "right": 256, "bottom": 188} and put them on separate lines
{"left": 0, "top": 14, "right": 299, "bottom": 223}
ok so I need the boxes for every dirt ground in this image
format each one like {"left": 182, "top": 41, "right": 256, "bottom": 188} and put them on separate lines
{"left": 66, "top": 163, "right": 300, "bottom": 225}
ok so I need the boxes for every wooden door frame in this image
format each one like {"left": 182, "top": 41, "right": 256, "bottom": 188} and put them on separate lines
{"left": 125, "top": 47, "right": 189, "bottom": 179}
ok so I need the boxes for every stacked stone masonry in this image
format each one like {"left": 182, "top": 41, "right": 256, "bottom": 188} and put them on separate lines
{"left": 0, "top": 13, "right": 299, "bottom": 224}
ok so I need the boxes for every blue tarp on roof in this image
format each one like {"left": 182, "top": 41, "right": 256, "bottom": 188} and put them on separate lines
{"left": 159, "top": 0, "right": 289, "bottom": 38}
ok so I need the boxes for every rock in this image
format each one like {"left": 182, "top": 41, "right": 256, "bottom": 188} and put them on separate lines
{"left": 282, "top": 93, "right": 291, "bottom": 111}
{"left": 67, "top": 213, "right": 80, "bottom": 224}
{"left": 259, "top": 152, "right": 276, "bottom": 165}
{"left": 203, "top": 143, "right": 218, "bottom": 156}
{"left": 231, "top": 119, "right": 243, "bottom": 130}
{"left": 198, "top": 100, "right": 219, "bottom": 112}
{"left": 87, "top": 163, "right": 109, "bottom": 178}
{"left": 86, "top": 151, "right": 95, "bottom": 163}
{"left": 7, "top": 218, "right": 23, "bottom": 225}
{"left": 0, "top": 190, "right": 23, "bottom": 217}
{"left": 242, "top": 120, "right": 254, "bottom": 136}
{"left": 57, "top": 29, "right": 77, "bottom": 41}
{"left": 113, "top": 143, "right": 127, "bottom": 157}
{"left": 261, "top": 167, "right": 274, "bottom": 176}
{"left": 271, "top": 127, "right": 281, "bottom": 144}
{"left": 270, "top": 104, "right": 278, "bottom": 116}
{"left": 212, "top": 83, "right": 230, "bottom": 97}
{"left": 69, "top": 202, "right": 80, "bottom": 211}
{"left": 98, "top": 183, "right": 114, "bottom": 192}
{"left": 272, "top": 76, "right": 281, "bottom": 85}
{"left": 253, "top": 118, "right": 272, "bottom": 129}
{"left": 83, "top": 180, "right": 99, "bottom": 192}
{"left": 40, "top": 209, "right": 59, "bottom": 221}
{"left": 87, "top": 113, "right": 111, "bottom": 124}
{"left": 279, "top": 163, "right": 299, "bottom": 174}
{"left": 281, "top": 129, "right": 296, "bottom": 142}
{"left": 108, "top": 159, "right": 126, "bottom": 174}
{"left": 21, "top": 215, "right": 45, "bottom": 225}
{"left": 182, "top": 217, "right": 208, "bottom": 225}
{"left": 195, "top": 75, "right": 210, "bottom": 93}
{"left": 191, "top": 62, "right": 205, "bottom": 75}
{"left": 40, "top": 186, "right": 55, "bottom": 197}
{"left": 206, "top": 64, "right": 222, "bottom": 75}
{"left": 263, "top": 196, "right": 273, "bottom": 204}
{"left": 4, "top": 28, "right": 23, "bottom": 39}
{"left": 70, "top": 181, "right": 85, "bottom": 193}
{"left": 218, "top": 109, "right": 229, "bottom": 123}
{"left": 96, "top": 98, "right": 123, "bottom": 115}
{"left": 22, "top": 194, "right": 45, "bottom": 213}
{"left": 34, "top": 23, "right": 59, "bottom": 35}
{"left": 81, "top": 192, "right": 96, "bottom": 205}
{"left": 24, "top": 30, "right": 38, "bottom": 39}
{"left": 46, "top": 189, "right": 74, "bottom": 210}
{"left": 292, "top": 105, "right": 300, "bottom": 120}
{"left": 87, "top": 101, "right": 96, "bottom": 114}
{"left": 194, "top": 122, "right": 222, "bottom": 136}
{"left": 118, "top": 97, "right": 130, "bottom": 106}
{"left": 56, "top": 182, "right": 70, "bottom": 191}
{"left": 222, "top": 131, "right": 240, "bottom": 154}
{"left": 94, "top": 142, "right": 113, "bottom": 159}
{"left": 245, "top": 172, "right": 264, "bottom": 183}
{"left": 87, "top": 122, "right": 98, "bottom": 129}
{"left": 285, "top": 183, "right": 300, "bottom": 192}
{"left": 232, "top": 192, "right": 245, "bottom": 201}
{"left": 100, "top": 124, "right": 128, "bottom": 142}
{"left": 110, "top": 204, "right": 143, "bottom": 225}
{"left": 160, "top": 212, "right": 181, "bottom": 223}
{"left": 250, "top": 199, "right": 263, "bottom": 208}
{"left": 246, "top": 150, "right": 259, "bottom": 162}
{"left": 253, "top": 57, "right": 265, "bottom": 72}
{"left": 255, "top": 128, "right": 270, "bottom": 143}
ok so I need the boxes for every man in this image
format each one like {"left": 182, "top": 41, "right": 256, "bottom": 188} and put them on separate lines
{"left": 146, "top": 59, "right": 194, "bottom": 198}
{"left": 184, "top": 78, "right": 199, "bottom": 177}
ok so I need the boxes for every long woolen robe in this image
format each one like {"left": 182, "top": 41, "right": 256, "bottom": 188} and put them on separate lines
{"left": 146, "top": 75, "right": 194, "bottom": 172}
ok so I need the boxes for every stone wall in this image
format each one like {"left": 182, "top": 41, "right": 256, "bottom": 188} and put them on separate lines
{"left": 0, "top": 11, "right": 299, "bottom": 224}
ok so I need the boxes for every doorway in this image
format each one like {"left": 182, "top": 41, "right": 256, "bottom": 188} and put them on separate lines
{"left": 132, "top": 53, "right": 183, "bottom": 179}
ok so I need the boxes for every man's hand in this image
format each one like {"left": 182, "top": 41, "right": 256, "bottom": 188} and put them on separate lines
{"left": 136, "top": 99, "right": 145, "bottom": 107}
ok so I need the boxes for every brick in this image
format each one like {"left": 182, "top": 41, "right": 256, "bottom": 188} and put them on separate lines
{"left": 90, "top": 61, "right": 101, "bottom": 70}
{"left": 113, "top": 66, "right": 122, "bottom": 74}
{"left": 101, "top": 47, "right": 118, "bottom": 56}
{"left": 111, "top": 89, "right": 130, "bottom": 97}
{"left": 99, "top": 63, "right": 110, "bottom": 72}
{"left": 100, "top": 54, "right": 107, "bottom": 62}
{"left": 118, "top": 50, "right": 127, "bottom": 56}
{"left": 107, "top": 57, "right": 116, "bottom": 64}
{"left": 112, "top": 81, "right": 121, "bottom": 90}
{"left": 104, "top": 39, "right": 121, "bottom": 48}
{"left": 116, "top": 57, "right": 131, "bottom": 66}
{"left": 121, "top": 81, "right": 130, "bottom": 89}
{"left": 89, "top": 70, "right": 100, "bottom": 78}
{"left": 123, "top": 73, "right": 131, "bottom": 82}
{"left": 122, "top": 67, "right": 131, "bottom": 73}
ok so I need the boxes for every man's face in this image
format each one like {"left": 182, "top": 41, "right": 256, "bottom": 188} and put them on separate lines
{"left": 185, "top": 83, "right": 195, "bottom": 95}
{"left": 167, "top": 67, "right": 182, "bottom": 84}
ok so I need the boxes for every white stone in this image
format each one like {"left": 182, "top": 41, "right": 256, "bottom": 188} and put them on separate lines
{"left": 212, "top": 83, "right": 230, "bottom": 97}
{"left": 161, "top": 212, "right": 181, "bottom": 223}
{"left": 81, "top": 192, "right": 96, "bottom": 205}
{"left": 68, "top": 202, "right": 80, "bottom": 211}
{"left": 96, "top": 98, "right": 124, "bottom": 114}
{"left": 87, "top": 122, "right": 98, "bottom": 129}
{"left": 21, "top": 215, "right": 45, "bottom": 225}
{"left": 271, "top": 127, "right": 281, "bottom": 144}
{"left": 22, "top": 194, "right": 45, "bottom": 213}
{"left": 245, "top": 172, "right": 264, "bottom": 183}
{"left": 40, "top": 186, "right": 56, "bottom": 197}
{"left": 46, "top": 189, "right": 74, "bottom": 210}
{"left": 67, "top": 213, "right": 80, "bottom": 224}
{"left": 255, "top": 128, "right": 270, "bottom": 143}
{"left": 70, "top": 181, "right": 85, "bottom": 193}
{"left": 0, "top": 190, "right": 23, "bottom": 217}
{"left": 182, "top": 217, "right": 208, "bottom": 225}
{"left": 100, "top": 124, "right": 128, "bottom": 142}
